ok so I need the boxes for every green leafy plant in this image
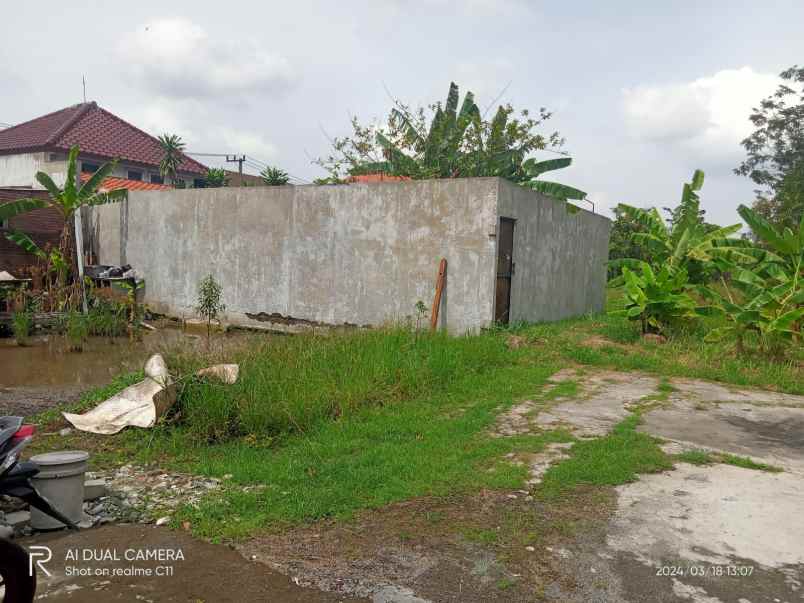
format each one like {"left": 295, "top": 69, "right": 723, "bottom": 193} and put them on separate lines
{"left": 204, "top": 168, "right": 229, "bottom": 188}
{"left": 610, "top": 170, "right": 742, "bottom": 284}
{"left": 86, "top": 300, "right": 128, "bottom": 338}
{"left": 195, "top": 274, "right": 225, "bottom": 343}
{"left": 11, "top": 311, "right": 32, "bottom": 346}
{"left": 414, "top": 300, "right": 428, "bottom": 332}
{"left": 315, "top": 81, "right": 583, "bottom": 200}
{"left": 698, "top": 205, "right": 803, "bottom": 357}
{"left": 260, "top": 166, "right": 290, "bottom": 186}
{"left": 0, "top": 146, "right": 125, "bottom": 305}
{"left": 64, "top": 310, "right": 90, "bottom": 351}
{"left": 158, "top": 133, "right": 186, "bottom": 185}
{"left": 520, "top": 157, "right": 587, "bottom": 204}
{"left": 616, "top": 264, "right": 697, "bottom": 334}
{"left": 117, "top": 279, "right": 145, "bottom": 339}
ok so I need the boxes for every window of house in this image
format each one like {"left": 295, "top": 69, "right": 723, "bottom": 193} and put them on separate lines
{"left": 128, "top": 170, "right": 143, "bottom": 181}
{"left": 49, "top": 152, "right": 67, "bottom": 162}
{"left": 82, "top": 162, "right": 100, "bottom": 174}
{"left": 193, "top": 178, "right": 206, "bottom": 189}
{"left": 150, "top": 174, "right": 164, "bottom": 184}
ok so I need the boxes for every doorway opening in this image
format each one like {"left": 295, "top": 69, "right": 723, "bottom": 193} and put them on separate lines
{"left": 495, "top": 217, "right": 515, "bottom": 324}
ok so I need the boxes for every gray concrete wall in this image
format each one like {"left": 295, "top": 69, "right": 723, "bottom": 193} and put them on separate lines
{"left": 92, "top": 178, "right": 501, "bottom": 333}
{"left": 495, "top": 178, "right": 611, "bottom": 323}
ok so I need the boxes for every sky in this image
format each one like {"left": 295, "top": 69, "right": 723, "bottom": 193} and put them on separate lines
{"left": 1, "top": 1, "right": 802, "bottom": 225}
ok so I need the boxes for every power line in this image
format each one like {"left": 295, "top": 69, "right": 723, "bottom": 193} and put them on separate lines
{"left": 186, "top": 151, "right": 311, "bottom": 184}
{"left": 226, "top": 154, "right": 246, "bottom": 177}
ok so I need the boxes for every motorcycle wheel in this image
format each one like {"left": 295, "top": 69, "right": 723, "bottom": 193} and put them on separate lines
{"left": 0, "top": 538, "right": 36, "bottom": 603}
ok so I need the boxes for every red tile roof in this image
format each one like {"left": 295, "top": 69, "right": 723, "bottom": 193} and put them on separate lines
{"left": 79, "top": 174, "right": 171, "bottom": 192}
{"left": 0, "top": 102, "right": 207, "bottom": 175}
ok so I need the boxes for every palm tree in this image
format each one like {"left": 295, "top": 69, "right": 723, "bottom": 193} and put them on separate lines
{"left": 158, "top": 133, "right": 186, "bottom": 185}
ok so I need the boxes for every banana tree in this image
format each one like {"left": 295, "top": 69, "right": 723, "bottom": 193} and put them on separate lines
{"left": 0, "top": 146, "right": 125, "bottom": 299}
{"left": 376, "top": 82, "right": 480, "bottom": 179}
{"left": 698, "top": 206, "right": 803, "bottom": 356}
{"left": 614, "top": 263, "right": 698, "bottom": 334}
{"left": 609, "top": 170, "right": 743, "bottom": 283}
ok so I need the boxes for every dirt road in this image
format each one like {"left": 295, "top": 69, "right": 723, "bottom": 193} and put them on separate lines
{"left": 24, "top": 524, "right": 364, "bottom": 602}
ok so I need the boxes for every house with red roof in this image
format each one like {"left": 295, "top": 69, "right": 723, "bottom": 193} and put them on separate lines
{"left": 0, "top": 101, "right": 207, "bottom": 191}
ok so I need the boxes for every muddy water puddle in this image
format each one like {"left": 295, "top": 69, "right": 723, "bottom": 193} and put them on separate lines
{"left": 0, "top": 326, "right": 258, "bottom": 417}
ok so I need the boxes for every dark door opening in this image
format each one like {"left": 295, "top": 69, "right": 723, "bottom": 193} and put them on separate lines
{"left": 495, "top": 217, "right": 515, "bottom": 324}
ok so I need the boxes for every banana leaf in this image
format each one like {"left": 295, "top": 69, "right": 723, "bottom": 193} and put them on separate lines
{"left": 4, "top": 230, "right": 46, "bottom": 258}
{"left": 527, "top": 180, "right": 587, "bottom": 201}
{"left": 522, "top": 157, "right": 572, "bottom": 178}
{"left": 0, "top": 197, "right": 49, "bottom": 221}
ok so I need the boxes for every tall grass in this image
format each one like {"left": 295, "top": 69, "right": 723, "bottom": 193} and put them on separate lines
{"left": 11, "top": 311, "right": 32, "bottom": 346}
{"left": 175, "top": 327, "right": 509, "bottom": 442}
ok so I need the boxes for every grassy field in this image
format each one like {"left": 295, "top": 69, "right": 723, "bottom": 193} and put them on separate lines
{"left": 32, "top": 290, "right": 802, "bottom": 538}
{"left": 511, "top": 289, "right": 804, "bottom": 394}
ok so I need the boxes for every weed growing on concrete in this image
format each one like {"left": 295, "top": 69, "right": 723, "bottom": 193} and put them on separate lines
{"left": 537, "top": 413, "right": 673, "bottom": 499}
{"left": 675, "top": 449, "right": 783, "bottom": 472}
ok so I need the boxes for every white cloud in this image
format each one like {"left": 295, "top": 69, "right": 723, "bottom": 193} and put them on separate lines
{"left": 119, "top": 18, "right": 295, "bottom": 99}
{"left": 621, "top": 67, "right": 779, "bottom": 162}
{"left": 379, "top": 0, "right": 528, "bottom": 17}
{"left": 123, "top": 99, "right": 277, "bottom": 166}
{"left": 212, "top": 127, "right": 277, "bottom": 160}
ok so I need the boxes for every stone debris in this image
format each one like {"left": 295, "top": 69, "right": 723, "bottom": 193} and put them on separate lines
{"left": 196, "top": 363, "right": 240, "bottom": 385}
{"left": 80, "top": 464, "right": 222, "bottom": 526}
{"left": 1, "top": 464, "right": 224, "bottom": 535}
{"left": 83, "top": 478, "right": 108, "bottom": 501}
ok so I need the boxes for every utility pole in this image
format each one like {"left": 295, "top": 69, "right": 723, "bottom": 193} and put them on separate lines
{"left": 225, "top": 155, "right": 246, "bottom": 181}
{"left": 82, "top": 75, "right": 87, "bottom": 103}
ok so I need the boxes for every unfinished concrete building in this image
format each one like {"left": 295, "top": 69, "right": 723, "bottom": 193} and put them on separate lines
{"left": 91, "top": 177, "right": 611, "bottom": 333}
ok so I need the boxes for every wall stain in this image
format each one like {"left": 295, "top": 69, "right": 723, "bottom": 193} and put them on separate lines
{"left": 245, "top": 311, "right": 369, "bottom": 329}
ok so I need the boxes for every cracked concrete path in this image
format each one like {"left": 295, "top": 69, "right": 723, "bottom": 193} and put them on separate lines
{"left": 519, "top": 368, "right": 804, "bottom": 602}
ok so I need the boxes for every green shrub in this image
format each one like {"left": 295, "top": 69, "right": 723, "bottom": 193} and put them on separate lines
{"left": 615, "top": 264, "right": 697, "bottom": 334}
{"left": 195, "top": 274, "right": 225, "bottom": 343}
{"left": 177, "top": 327, "right": 508, "bottom": 443}
{"left": 65, "top": 311, "right": 90, "bottom": 351}
{"left": 86, "top": 299, "right": 128, "bottom": 338}
{"left": 11, "top": 311, "right": 32, "bottom": 346}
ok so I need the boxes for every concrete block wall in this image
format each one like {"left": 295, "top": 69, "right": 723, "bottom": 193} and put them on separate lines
{"left": 91, "top": 177, "right": 610, "bottom": 333}
{"left": 495, "top": 179, "right": 611, "bottom": 323}
{"left": 93, "top": 178, "right": 500, "bottom": 333}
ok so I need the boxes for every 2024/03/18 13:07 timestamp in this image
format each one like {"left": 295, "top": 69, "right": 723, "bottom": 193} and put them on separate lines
{"left": 656, "top": 565, "right": 755, "bottom": 578}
